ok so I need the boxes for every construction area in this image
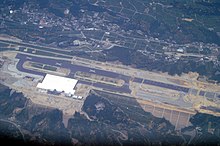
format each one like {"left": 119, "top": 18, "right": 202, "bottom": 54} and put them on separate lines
{"left": 1, "top": 46, "right": 220, "bottom": 130}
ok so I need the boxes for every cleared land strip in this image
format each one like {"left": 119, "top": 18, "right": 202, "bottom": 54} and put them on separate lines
{"left": 2, "top": 40, "right": 219, "bottom": 117}
{"left": 14, "top": 52, "right": 197, "bottom": 115}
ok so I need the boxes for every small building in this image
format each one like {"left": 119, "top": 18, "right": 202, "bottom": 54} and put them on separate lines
{"left": 37, "top": 74, "right": 78, "bottom": 96}
{"left": 73, "top": 40, "right": 80, "bottom": 46}
{"left": 177, "top": 48, "right": 184, "bottom": 53}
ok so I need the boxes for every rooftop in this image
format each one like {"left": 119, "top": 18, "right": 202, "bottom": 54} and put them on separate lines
{"left": 37, "top": 74, "right": 78, "bottom": 95}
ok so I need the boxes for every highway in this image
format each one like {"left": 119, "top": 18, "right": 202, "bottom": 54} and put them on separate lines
{"left": 0, "top": 119, "right": 25, "bottom": 141}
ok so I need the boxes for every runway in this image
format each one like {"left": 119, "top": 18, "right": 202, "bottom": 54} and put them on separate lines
{"left": 15, "top": 53, "right": 131, "bottom": 93}
{"left": 16, "top": 53, "right": 214, "bottom": 96}
{"left": 133, "top": 78, "right": 189, "bottom": 93}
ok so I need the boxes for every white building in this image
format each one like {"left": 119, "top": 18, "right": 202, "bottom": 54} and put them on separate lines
{"left": 177, "top": 48, "right": 184, "bottom": 53}
{"left": 37, "top": 74, "right": 78, "bottom": 96}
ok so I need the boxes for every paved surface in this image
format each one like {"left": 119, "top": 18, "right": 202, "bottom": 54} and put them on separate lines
{"left": 16, "top": 53, "right": 197, "bottom": 95}
{"left": 16, "top": 53, "right": 131, "bottom": 93}
{"left": 134, "top": 78, "right": 189, "bottom": 93}
{"left": 136, "top": 90, "right": 193, "bottom": 108}
{"left": 15, "top": 53, "right": 220, "bottom": 105}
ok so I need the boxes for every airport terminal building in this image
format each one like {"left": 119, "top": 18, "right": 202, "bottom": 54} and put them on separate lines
{"left": 37, "top": 74, "right": 78, "bottom": 97}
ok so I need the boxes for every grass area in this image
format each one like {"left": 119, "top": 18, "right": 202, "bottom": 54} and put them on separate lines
{"left": 75, "top": 71, "right": 124, "bottom": 86}
{"left": 0, "top": 48, "right": 15, "bottom": 52}
{"left": 43, "top": 65, "right": 57, "bottom": 71}
{"left": 0, "top": 43, "right": 8, "bottom": 47}
{"left": 29, "top": 62, "right": 57, "bottom": 71}
{"left": 30, "top": 62, "right": 43, "bottom": 69}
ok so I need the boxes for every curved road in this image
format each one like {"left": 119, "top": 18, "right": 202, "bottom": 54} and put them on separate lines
{"left": 0, "top": 119, "right": 25, "bottom": 142}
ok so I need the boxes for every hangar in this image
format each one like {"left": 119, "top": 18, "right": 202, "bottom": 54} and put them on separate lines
{"left": 37, "top": 74, "right": 78, "bottom": 96}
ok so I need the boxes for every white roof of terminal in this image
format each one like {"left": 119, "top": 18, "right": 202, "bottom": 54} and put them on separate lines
{"left": 37, "top": 74, "right": 78, "bottom": 95}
